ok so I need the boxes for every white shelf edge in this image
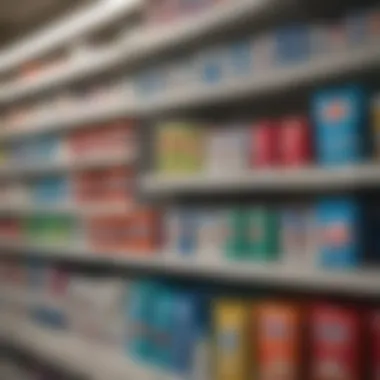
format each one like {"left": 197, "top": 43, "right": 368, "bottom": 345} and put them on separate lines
{"left": 0, "top": 317, "right": 168, "bottom": 380}
{"left": 0, "top": 151, "right": 135, "bottom": 179}
{"left": 141, "top": 163, "right": 380, "bottom": 194}
{"left": 0, "top": 0, "right": 142, "bottom": 76}
{"left": 0, "top": 0, "right": 284, "bottom": 105}
{"left": 0, "top": 242, "right": 379, "bottom": 297}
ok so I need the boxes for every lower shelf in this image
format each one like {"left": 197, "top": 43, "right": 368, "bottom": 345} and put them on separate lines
{"left": 0, "top": 316, "right": 174, "bottom": 380}
{"left": 1, "top": 240, "right": 379, "bottom": 297}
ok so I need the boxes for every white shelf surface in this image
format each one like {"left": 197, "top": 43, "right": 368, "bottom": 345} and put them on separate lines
{"left": 0, "top": 316, "right": 170, "bottom": 380}
{"left": 0, "top": 151, "right": 135, "bottom": 179}
{"left": 0, "top": 0, "right": 284, "bottom": 105}
{"left": 1, "top": 44, "right": 379, "bottom": 139}
{"left": 142, "top": 163, "right": 380, "bottom": 194}
{"left": 1, "top": 241, "right": 379, "bottom": 297}
{"left": 0, "top": 0, "right": 142, "bottom": 76}
{"left": 0, "top": 99, "right": 137, "bottom": 141}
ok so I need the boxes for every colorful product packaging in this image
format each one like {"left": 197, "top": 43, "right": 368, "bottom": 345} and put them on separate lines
{"left": 312, "top": 86, "right": 368, "bottom": 166}
{"left": 275, "top": 24, "right": 311, "bottom": 65}
{"left": 316, "top": 197, "right": 361, "bottom": 270}
{"left": 310, "top": 304, "right": 361, "bottom": 380}
{"left": 214, "top": 300, "right": 249, "bottom": 380}
{"left": 280, "top": 204, "right": 316, "bottom": 266}
{"left": 371, "top": 94, "right": 380, "bottom": 159}
{"left": 245, "top": 206, "right": 279, "bottom": 262}
{"left": 279, "top": 116, "right": 312, "bottom": 167}
{"left": 254, "top": 302, "right": 301, "bottom": 380}
{"left": 32, "top": 176, "right": 69, "bottom": 205}
{"left": 224, "top": 208, "right": 246, "bottom": 260}
{"left": 250, "top": 120, "right": 279, "bottom": 168}
{"left": 178, "top": 209, "right": 198, "bottom": 256}
{"left": 206, "top": 126, "right": 249, "bottom": 175}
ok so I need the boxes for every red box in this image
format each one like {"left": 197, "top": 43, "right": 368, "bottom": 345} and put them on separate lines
{"left": 0, "top": 218, "right": 20, "bottom": 239}
{"left": 250, "top": 119, "right": 278, "bottom": 168}
{"left": 279, "top": 116, "right": 312, "bottom": 167}
{"left": 310, "top": 304, "right": 361, "bottom": 380}
{"left": 370, "top": 310, "right": 380, "bottom": 380}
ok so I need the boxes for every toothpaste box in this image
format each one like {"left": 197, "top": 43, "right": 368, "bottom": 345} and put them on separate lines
{"left": 250, "top": 119, "right": 279, "bottom": 168}
{"left": 178, "top": 208, "right": 198, "bottom": 256}
{"left": 280, "top": 203, "right": 316, "bottom": 266}
{"left": 214, "top": 300, "right": 249, "bottom": 380}
{"left": 254, "top": 302, "right": 301, "bottom": 380}
{"left": 279, "top": 116, "right": 312, "bottom": 167}
{"left": 224, "top": 208, "right": 246, "bottom": 260}
{"left": 316, "top": 197, "right": 361, "bottom": 270}
{"left": 310, "top": 304, "right": 361, "bottom": 380}
{"left": 126, "top": 281, "right": 156, "bottom": 362}
{"left": 367, "top": 6, "right": 380, "bottom": 43}
{"left": 32, "top": 176, "right": 69, "bottom": 205}
{"left": 245, "top": 206, "right": 279, "bottom": 262}
{"left": 312, "top": 86, "right": 368, "bottom": 166}
{"left": 206, "top": 126, "right": 249, "bottom": 175}
{"left": 275, "top": 24, "right": 311, "bottom": 65}
{"left": 198, "top": 47, "right": 226, "bottom": 86}
{"left": 253, "top": 33, "right": 275, "bottom": 73}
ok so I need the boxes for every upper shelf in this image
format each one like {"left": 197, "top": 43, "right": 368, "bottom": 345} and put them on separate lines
{"left": 0, "top": 0, "right": 142, "bottom": 77}
{"left": 0, "top": 0, "right": 287, "bottom": 106}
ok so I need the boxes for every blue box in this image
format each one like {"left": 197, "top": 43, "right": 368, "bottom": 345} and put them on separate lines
{"left": 227, "top": 38, "right": 253, "bottom": 77}
{"left": 316, "top": 197, "right": 361, "bottom": 269}
{"left": 178, "top": 209, "right": 198, "bottom": 255}
{"left": 275, "top": 24, "right": 311, "bottom": 65}
{"left": 199, "top": 48, "right": 225, "bottom": 85}
{"left": 312, "top": 85, "right": 368, "bottom": 166}
{"left": 32, "top": 176, "right": 69, "bottom": 204}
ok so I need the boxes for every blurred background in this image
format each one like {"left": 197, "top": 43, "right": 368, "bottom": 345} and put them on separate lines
{"left": 0, "top": 0, "right": 379, "bottom": 379}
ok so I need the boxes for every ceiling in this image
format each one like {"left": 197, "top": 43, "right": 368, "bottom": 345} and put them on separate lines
{"left": 0, "top": 0, "right": 89, "bottom": 46}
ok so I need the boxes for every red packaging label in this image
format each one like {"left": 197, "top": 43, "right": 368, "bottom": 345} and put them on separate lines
{"left": 251, "top": 120, "right": 278, "bottom": 168}
{"left": 371, "top": 311, "right": 380, "bottom": 380}
{"left": 279, "top": 116, "right": 311, "bottom": 166}
{"left": 311, "top": 305, "right": 360, "bottom": 380}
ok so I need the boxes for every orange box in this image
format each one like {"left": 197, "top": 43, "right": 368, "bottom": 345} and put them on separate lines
{"left": 87, "top": 207, "right": 160, "bottom": 253}
{"left": 254, "top": 302, "right": 301, "bottom": 380}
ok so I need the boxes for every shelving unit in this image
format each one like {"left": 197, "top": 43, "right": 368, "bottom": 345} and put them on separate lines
{"left": 1, "top": 0, "right": 380, "bottom": 379}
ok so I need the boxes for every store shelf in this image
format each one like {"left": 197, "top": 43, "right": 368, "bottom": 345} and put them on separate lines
{"left": 0, "top": 316, "right": 168, "bottom": 380}
{"left": 1, "top": 241, "right": 379, "bottom": 297}
{"left": 0, "top": 0, "right": 142, "bottom": 76}
{"left": 0, "top": 151, "right": 135, "bottom": 179}
{"left": 0, "top": 99, "right": 137, "bottom": 141}
{"left": 141, "top": 163, "right": 380, "bottom": 195}
{"left": 0, "top": 0, "right": 286, "bottom": 105}
{"left": 0, "top": 202, "right": 134, "bottom": 217}
{"left": 141, "top": 44, "right": 380, "bottom": 114}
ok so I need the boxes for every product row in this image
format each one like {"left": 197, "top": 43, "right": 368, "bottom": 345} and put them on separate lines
{"left": 135, "top": 5, "right": 380, "bottom": 100}
{"left": 164, "top": 197, "right": 380, "bottom": 269}
{"left": 1, "top": 263, "right": 379, "bottom": 380}
{"left": 155, "top": 86, "right": 380, "bottom": 175}
{"left": 0, "top": 168, "right": 134, "bottom": 207}
{"left": 0, "top": 208, "right": 159, "bottom": 252}
{"left": 0, "top": 122, "right": 134, "bottom": 168}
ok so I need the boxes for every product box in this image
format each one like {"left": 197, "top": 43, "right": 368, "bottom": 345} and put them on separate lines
{"left": 196, "top": 209, "right": 228, "bottom": 260}
{"left": 312, "top": 86, "right": 368, "bottom": 166}
{"left": 0, "top": 217, "right": 20, "bottom": 239}
{"left": 144, "top": 0, "right": 179, "bottom": 26}
{"left": 177, "top": 209, "right": 198, "bottom": 256}
{"left": 326, "top": 19, "right": 349, "bottom": 53}
{"left": 32, "top": 176, "right": 69, "bottom": 205}
{"left": 214, "top": 300, "right": 249, "bottom": 380}
{"left": 250, "top": 120, "right": 279, "bottom": 168}
{"left": 316, "top": 197, "right": 361, "bottom": 270}
{"left": 126, "top": 281, "right": 156, "bottom": 362}
{"left": 253, "top": 33, "right": 275, "bottom": 73}
{"left": 245, "top": 206, "right": 279, "bottom": 262}
{"left": 164, "top": 208, "right": 181, "bottom": 253}
{"left": 345, "top": 10, "right": 369, "bottom": 47}
{"left": 367, "top": 6, "right": 380, "bottom": 43}
{"left": 224, "top": 208, "right": 246, "bottom": 260}
{"left": 150, "top": 285, "right": 176, "bottom": 369}
{"left": 279, "top": 116, "right": 312, "bottom": 167}
{"left": 226, "top": 38, "right": 254, "bottom": 78}
{"left": 371, "top": 95, "right": 380, "bottom": 159}
{"left": 254, "top": 302, "right": 301, "bottom": 380}
{"left": 275, "top": 24, "right": 311, "bottom": 65}
{"left": 156, "top": 122, "right": 204, "bottom": 174}
{"left": 206, "top": 126, "right": 249, "bottom": 175}
{"left": 199, "top": 47, "right": 226, "bottom": 86}
{"left": 310, "top": 304, "right": 361, "bottom": 380}
{"left": 280, "top": 204, "right": 316, "bottom": 266}
{"left": 370, "top": 310, "right": 380, "bottom": 380}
